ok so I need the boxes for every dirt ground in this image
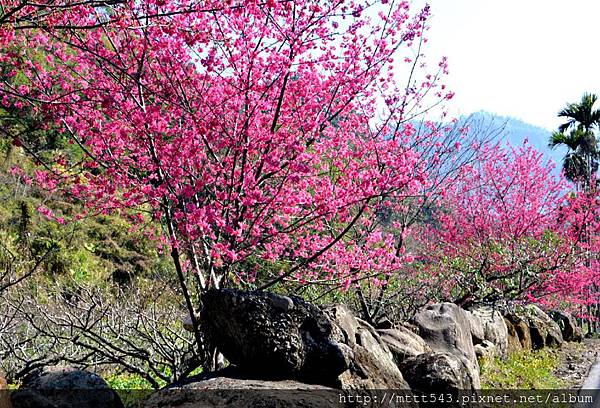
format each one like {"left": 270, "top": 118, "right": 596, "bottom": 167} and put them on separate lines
{"left": 554, "top": 338, "right": 600, "bottom": 388}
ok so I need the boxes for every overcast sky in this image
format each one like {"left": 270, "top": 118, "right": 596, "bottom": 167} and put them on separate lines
{"left": 412, "top": 0, "right": 600, "bottom": 131}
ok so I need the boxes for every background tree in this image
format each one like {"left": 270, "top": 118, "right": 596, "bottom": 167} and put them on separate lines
{"left": 550, "top": 93, "right": 600, "bottom": 189}
{"left": 343, "top": 114, "right": 506, "bottom": 324}
{"left": 415, "top": 143, "right": 577, "bottom": 308}
{"left": 549, "top": 92, "right": 600, "bottom": 333}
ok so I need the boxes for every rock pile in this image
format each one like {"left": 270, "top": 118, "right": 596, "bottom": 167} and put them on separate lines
{"left": 506, "top": 305, "right": 564, "bottom": 349}
{"left": 199, "top": 289, "right": 409, "bottom": 390}
{"left": 9, "top": 289, "right": 581, "bottom": 408}
{"left": 468, "top": 307, "right": 509, "bottom": 358}
{"left": 550, "top": 310, "right": 583, "bottom": 342}
{"left": 145, "top": 290, "right": 582, "bottom": 407}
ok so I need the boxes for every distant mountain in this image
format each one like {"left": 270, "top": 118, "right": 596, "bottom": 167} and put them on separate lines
{"left": 459, "top": 111, "right": 567, "bottom": 174}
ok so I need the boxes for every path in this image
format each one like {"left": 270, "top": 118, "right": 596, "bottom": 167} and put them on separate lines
{"left": 578, "top": 351, "right": 600, "bottom": 408}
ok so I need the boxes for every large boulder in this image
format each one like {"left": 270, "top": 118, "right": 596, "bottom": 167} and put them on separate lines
{"left": 518, "top": 305, "right": 563, "bottom": 349}
{"left": 142, "top": 373, "right": 339, "bottom": 408}
{"left": 200, "top": 289, "right": 408, "bottom": 389}
{"left": 400, "top": 352, "right": 477, "bottom": 398}
{"left": 378, "top": 325, "right": 431, "bottom": 365}
{"left": 409, "top": 303, "right": 480, "bottom": 389}
{"left": 466, "top": 311, "right": 485, "bottom": 345}
{"left": 11, "top": 366, "right": 123, "bottom": 408}
{"left": 324, "top": 305, "right": 409, "bottom": 389}
{"left": 550, "top": 311, "right": 583, "bottom": 342}
{"left": 504, "top": 317, "right": 523, "bottom": 354}
{"left": 200, "top": 289, "right": 349, "bottom": 384}
{"left": 469, "top": 307, "right": 509, "bottom": 358}
{"left": 10, "top": 390, "right": 55, "bottom": 408}
{"left": 504, "top": 313, "right": 533, "bottom": 350}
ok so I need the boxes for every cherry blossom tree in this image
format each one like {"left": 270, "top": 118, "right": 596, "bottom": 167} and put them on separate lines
{"left": 3, "top": 0, "right": 600, "bottom": 347}
{"left": 546, "top": 188, "right": 600, "bottom": 330}
{"left": 0, "top": 0, "right": 456, "bottom": 361}
{"left": 416, "top": 143, "right": 578, "bottom": 307}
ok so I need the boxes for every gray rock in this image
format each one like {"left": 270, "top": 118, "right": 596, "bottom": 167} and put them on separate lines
{"left": 466, "top": 311, "right": 485, "bottom": 345}
{"left": 410, "top": 303, "right": 481, "bottom": 388}
{"left": 400, "top": 352, "right": 477, "bottom": 397}
{"left": 550, "top": 310, "right": 583, "bottom": 342}
{"left": 142, "top": 375, "right": 340, "bottom": 408}
{"left": 11, "top": 366, "right": 123, "bottom": 408}
{"left": 200, "top": 289, "right": 409, "bottom": 390}
{"left": 268, "top": 293, "right": 295, "bottom": 312}
{"left": 470, "top": 307, "right": 509, "bottom": 358}
{"left": 520, "top": 305, "right": 563, "bottom": 349}
{"left": 474, "top": 340, "right": 497, "bottom": 359}
{"left": 378, "top": 326, "right": 431, "bottom": 365}
{"left": 324, "top": 305, "right": 409, "bottom": 389}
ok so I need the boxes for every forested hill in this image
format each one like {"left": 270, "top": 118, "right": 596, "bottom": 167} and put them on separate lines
{"left": 462, "top": 111, "right": 567, "bottom": 173}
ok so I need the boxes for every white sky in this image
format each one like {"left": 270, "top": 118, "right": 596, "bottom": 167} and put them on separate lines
{"left": 412, "top": 0, "right": 600, "bottom": 131}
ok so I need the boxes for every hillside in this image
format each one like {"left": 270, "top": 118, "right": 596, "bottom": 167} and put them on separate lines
{"left": 461, "top": 111, "right": 567, "bottom": 174}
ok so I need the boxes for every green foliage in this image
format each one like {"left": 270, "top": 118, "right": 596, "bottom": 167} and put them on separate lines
{"left": 0, "top": 102, "right": 169, "bottom": 288}
{"left": 0, "top": 162, "right": 169, "bottom": 287}
{"left": 479, "top": 349, "right": 565, "bottom": 389}
{"left": 106, "top": 366, "right": 203, "bottom": 407}
{"left": 106, "top": 374, "right": 154, "bottom": 408}
{"left": 551, "top": 93, "right": 600, "bottom": 186}
{"left": 106, "top": 373, "right": 155, "bottom": 389}
{"left": 0, "top": 118, "right": 188, "bottom": 387}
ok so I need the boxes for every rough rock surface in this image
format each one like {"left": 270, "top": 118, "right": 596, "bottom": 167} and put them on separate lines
{"left": 466, "top": 311, "right": 485, "bottom": 345}
{"left": 324, "top": 305, "right": 409, "bottom": 389}
{"left": 550, "top": 310, "right": 583, "bottom": 342}
{"left": 517, "top": 305, "right": 564, "bottom": 349}
{"left": 470, "top": 307, "right": 509, "bottom": 358}
{"left": 474, "top": 340, "right": 497, "bottom": 359}
{"left": 200, "top": 289, "right": 350, "bottom": 384}
{"left": 11, "top": 390, "right": 55, "bottom": 408}
{"left": 142, "top": 372, "right": 340, "bottom": 408}
{"left": 11, "top": 366, "right": 123, "bottom": 408}
{"left": 504, "top": 317, "right": 523, "bottom": 354}
{"left": 505, "top": 314, "right": 533, "bottom": 350}
{"left": 378, "top": 326, "right": 431, "bottom": 365}
{"left": 400, "top": 352, "right": 477, "bottom": 394}
{"left": 201, "top": 289, "right": 408, "bottom": 389}
{"left": 409, "top": 303, "right": 481, "bottom": 389}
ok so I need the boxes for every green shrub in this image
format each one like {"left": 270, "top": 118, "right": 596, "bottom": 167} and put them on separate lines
{"left": 106, "top": 373, "right": 154, "bottom": 408}
{"left": 480, "top": 349, "right": 565, "bottom": 389}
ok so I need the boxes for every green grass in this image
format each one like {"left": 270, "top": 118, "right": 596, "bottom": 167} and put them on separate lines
{"left": 105, "top": 367, "right": 203, "bottom": 407}
{"left": 105, "top": 373, "right": 155, "bottom": 408}
{"left": 479, "top": 349, "right": 565, "bottom": 389}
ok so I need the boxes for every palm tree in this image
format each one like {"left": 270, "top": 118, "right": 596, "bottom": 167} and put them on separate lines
{"left": 558, "top": 93, "right": 600, "bottom": 134}
{"left": 550, "top": 93, "right": 600, "bottom": 335}
{"left": 549, "top": 128, "right": 597, "bottom": 185}
{"left": 549, "top": 93, "right": 600, "bottom": 189}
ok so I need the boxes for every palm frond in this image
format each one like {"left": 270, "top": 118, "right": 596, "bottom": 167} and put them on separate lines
{"left": 563, "top": 153, "right": 587, "bottom": 183}
{"left": 549, "top": 130, "right": 582, "bottom": 151}
{"left": 557, "top": 93, "right": 600, "bottom": 132}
